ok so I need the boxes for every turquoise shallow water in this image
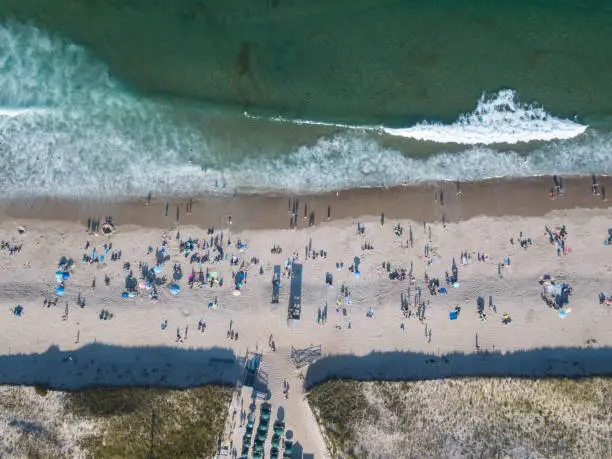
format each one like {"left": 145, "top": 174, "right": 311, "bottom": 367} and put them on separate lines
{"left": 0, "top": 1, "right": 611, "bottom": 198}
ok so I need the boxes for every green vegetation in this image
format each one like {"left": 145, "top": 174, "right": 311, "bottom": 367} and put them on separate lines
{"left": 306, "top": 380, "right": 370, "bottom": 458}
{"left": 0, "top": 385, "right": 232, "bottom": 459}
{"left": 34, "top": 385, "right": 48, "bottom": 397}
{"left": 69, "top": 386, "right": 232, "bottom": 459}
{"left": 308, "top": 378, "right": 612, "bottom": 458}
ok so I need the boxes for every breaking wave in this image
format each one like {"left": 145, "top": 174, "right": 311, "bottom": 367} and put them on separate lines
{"left": 248, "top": 90, "right": 588, "bottom": 145}
{"left": 0, "top": 22, "right": 608, "bottom": 199}
{"left": 381, "top": 89, "right": 587, "bottom": 144}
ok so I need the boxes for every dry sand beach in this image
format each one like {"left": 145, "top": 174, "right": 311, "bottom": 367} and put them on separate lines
{"left": 1, "top": 176, "right": 612, "bottom": 458}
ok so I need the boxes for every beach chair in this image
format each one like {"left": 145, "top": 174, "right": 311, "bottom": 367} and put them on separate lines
{"left": 288, "top": 263, "right": 303, "bottom": 321}
{"left": 272, "top": 265, "right": 281, "bottom": 303}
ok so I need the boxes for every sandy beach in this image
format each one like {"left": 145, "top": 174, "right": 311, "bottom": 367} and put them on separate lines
{"left": 1, "top": 176, "right": 612, "bottom": 458}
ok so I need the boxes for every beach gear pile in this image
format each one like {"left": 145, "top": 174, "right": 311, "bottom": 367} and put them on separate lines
{"left": 99, "top": 309, "right": 114, "bottom": 320}
{"left": 539, "top": 274, "right": 573, "bottom": 317}
{"left": 477, "top": 296, "right": 487, "bottom": 322}
{"left": 317, "top": 303, "right": 329, "bottom": 324}
{"left": 545, "top": 224, "right": 571, "bottom": 256}
{"left": 1, "top": 239, "right": 23, "bottom": 255}
{"left": 234, "top": 270, "right": 247, "bottom": 293}
{"left": 55, "top": 256, "right": 73, "bottom": 296}
{"left": 449, "top": 306, "right": 461, "bottom": 321}
{"left": 446, "top": 258, "right": 459, "bottom": 285}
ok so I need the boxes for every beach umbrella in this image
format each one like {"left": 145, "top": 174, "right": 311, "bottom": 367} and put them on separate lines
{"left": 62, "top": 271, "right": 70, "bottom": 280}
{"left": 55, "top": 286, "right": 65, "bottom": 296}
{"left": 271, "top": 436, "right": 280, "bottom": 447}
{"left": 284, "top": 442, "right": 293, "bottom": 454}
{"left": 121, "top": 291, "right": 129, "bottom": 298}
{"left": 170, "top": 284, "right": 180, "bottom": 295}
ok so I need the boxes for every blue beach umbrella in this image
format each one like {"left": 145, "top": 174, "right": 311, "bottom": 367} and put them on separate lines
{"left": 62, "top": 272, "right": 70, "bottom": 280}
{"left": 56, "top": 286, "right": 65, "bottom": 296}
{"left": 170, "top": 284, "right": 180, "bottom": 295}
{"left": 121, "top": 291, "right": 129, "bottom": 298}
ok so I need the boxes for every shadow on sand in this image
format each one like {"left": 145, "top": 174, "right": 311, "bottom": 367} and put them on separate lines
{"left": 304, "top": 347, "right": 612, "bottom": 389}
{"left": 0, "top": 344, "right": 242, "bottom": 389}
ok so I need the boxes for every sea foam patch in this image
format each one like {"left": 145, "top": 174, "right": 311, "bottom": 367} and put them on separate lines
{"left": 0, "top": 22, "right": 608, "bottom": 200}
{"left": 247, "top": 90, "right": 588, "bottom": 145}
{"left": 382, "top": 89, "right": 587, "bottom": 145}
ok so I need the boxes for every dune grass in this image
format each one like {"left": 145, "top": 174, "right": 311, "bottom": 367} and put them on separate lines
{"left": 0, "top": 385, "right": 232, "bottom": 459}
{"left": 308, "top": 377, "right": 612, "bottom": 458}
{"left": 68, "top": 386, "right": 232, "bottom": 459}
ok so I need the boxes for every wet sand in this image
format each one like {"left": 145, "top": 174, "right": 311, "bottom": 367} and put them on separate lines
{"left": 1, "top": 176, "right": 610, "bottom": 231}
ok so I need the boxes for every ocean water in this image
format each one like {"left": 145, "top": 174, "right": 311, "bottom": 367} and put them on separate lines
{"left": 0, "top": 1, "right": 612, "bottom": 199}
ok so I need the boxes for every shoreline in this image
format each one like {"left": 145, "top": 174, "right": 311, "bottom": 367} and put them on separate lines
{"left": 1, "top": 175, "right": 610, "bottom": 231}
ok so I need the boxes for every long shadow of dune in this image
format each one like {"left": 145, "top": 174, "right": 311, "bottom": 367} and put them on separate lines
{"left": 0, "top": 344, "right": 242, "bottom": 390}
{"left": 304, "top": 347, "right": 612, "bottom": 389}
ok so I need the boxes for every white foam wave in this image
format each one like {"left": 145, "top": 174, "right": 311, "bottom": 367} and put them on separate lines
{"left": 0, "top": 107, "right": 50, "bottom": 117}
{"left": 0, "top": 22, "right": 217, "bottom": 198}
{"left": 247, "top": 89, "right": 588, "bottom": 145}
{"left": 221, "top": 130, "right": 612, "bottom": 193}
{"left": 382, "top": 89, "right": 587, "bottom": 144}
{"left": 0, "top": 22, "right": 608, "bottom": 200}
